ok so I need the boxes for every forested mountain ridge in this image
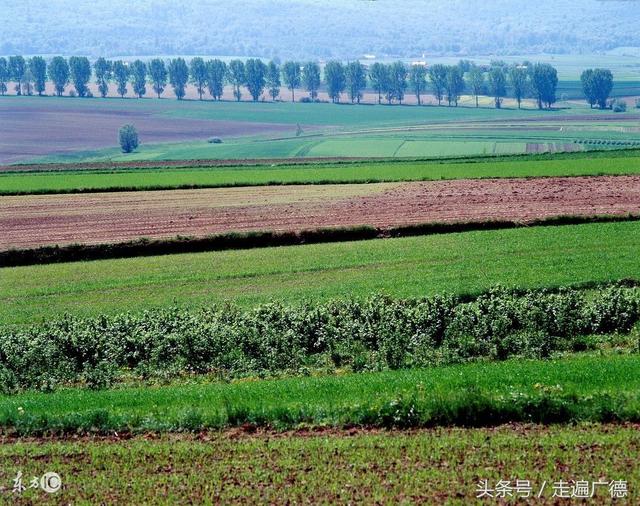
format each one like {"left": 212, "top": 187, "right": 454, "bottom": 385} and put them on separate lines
{"left": 2, "top": 0, "right": 639, "bottom": 59}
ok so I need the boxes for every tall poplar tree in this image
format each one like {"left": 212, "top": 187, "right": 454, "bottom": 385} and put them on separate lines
{"left": 282, "top": 61, "right": 301, "bottom": 102}
{"left": 206, "top": 59, "right": 227, "bottom": 101}
{"left": 94, "top": 57, "right": 112, "bottom": 98}
{"left": 148, "top": 59, "right": 168, "bottom": 98}
{"left": 29, "top": 57, "right": 47, "bottom": 96}
{"left": 189, "top": 57, "right": 207, "bottom": 100}
{"left": 265, "top": 61, "right": 281, "bottom": 101}
{"left": 112, "top": 61, "right": 129, "bottom": 98}
{"left": 48, "top": 57, "right": 70, "bottom": 97}
{"left": 409, "top": 64, "right": 427, "bottom": 105}
{"left": 302, "top": 62, "right": 321, "bottom": 100}
{"left": 130, "top": 60, "right": 147, "bottom": 98}
{"left": 69, "top": 56, "right": 92, "bottom": 97}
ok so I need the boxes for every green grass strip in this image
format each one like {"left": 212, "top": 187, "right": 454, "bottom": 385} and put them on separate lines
{"left": 3, "top": 220, "right": 640, "bottom": 326}
{"left": 1, "top": 354, "right": 639, "bottom": 435}
{"left": 1, "top": 149, "right": 639, "bottom": 195}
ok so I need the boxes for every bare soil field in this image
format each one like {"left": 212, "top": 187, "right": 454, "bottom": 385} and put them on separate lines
{"left": 2, "top": 175, "right": 639, "bottom": 251}
{"left": 0, "top": 103, "right": 295, "bottom": 164}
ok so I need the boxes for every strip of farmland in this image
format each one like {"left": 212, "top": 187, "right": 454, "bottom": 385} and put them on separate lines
{"left": 2, "top": 175, "right": 640, "bottom": 251}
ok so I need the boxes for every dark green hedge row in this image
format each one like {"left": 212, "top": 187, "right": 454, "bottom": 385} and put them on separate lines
{"left": 2, "top": 214, "right": 639, "bottom": 267}
{"left": 1, "top": 283, "right": 638, "bottom": 392}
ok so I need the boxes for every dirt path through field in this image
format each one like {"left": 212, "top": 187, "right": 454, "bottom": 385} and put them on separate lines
{"left": 2, "top": 176, "right": 639, "bottom": 250}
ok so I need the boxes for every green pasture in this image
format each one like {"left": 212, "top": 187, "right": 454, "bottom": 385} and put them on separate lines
{"left": 2, "top": 220, "right": 640, "bottom": 325}
{"left": 3, "top": 151, "right": 640, "bottom": 195}
{"left": 161, "top": 116, "right": 640, "bottom": 161}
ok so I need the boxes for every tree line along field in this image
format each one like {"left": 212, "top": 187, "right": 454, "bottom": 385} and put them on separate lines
{"left": 0, "top": 55, "right": 589, "bottom": 108}
{"left": 2, "top": 53, "right": 637, "bottom": 112}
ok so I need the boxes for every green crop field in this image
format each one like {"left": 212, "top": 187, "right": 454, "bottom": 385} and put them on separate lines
{"left": 1, "top": 422, "right": 637, "bottom": 504}
{"left": 1, "top": 353, "right": 639, "bottom": 433}
{"left": 3, "top": 151, "right": 640, "bottom": 195}
{"left": 2, "top": 220, "right": 640, "bottom": 326}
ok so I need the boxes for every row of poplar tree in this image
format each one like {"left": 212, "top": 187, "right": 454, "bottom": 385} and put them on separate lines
{"left": 0, "top": 55, "right": 613, "bottom": 110}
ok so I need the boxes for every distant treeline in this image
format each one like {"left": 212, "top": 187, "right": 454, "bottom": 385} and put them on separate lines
{"left": 0, "top": 56, "right": 617, "bottom": 110}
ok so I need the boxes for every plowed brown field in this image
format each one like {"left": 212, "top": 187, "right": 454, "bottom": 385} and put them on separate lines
{"left": 2, "top": 176, "right": 639, "bottom": 250}
{"left": 0, "top": 103, "right": 297, "bottom": 164}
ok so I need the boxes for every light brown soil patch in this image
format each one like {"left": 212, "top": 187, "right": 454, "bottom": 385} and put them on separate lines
{"left": 2, "top": 176, "right": 639, "bottom": 250}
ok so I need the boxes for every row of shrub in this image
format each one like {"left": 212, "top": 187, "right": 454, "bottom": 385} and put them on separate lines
{"left": 580, "top": 139, "right": 640, "bottom": 147}
{"left": 1, "top": 283, "right": 639, "bottom": 393}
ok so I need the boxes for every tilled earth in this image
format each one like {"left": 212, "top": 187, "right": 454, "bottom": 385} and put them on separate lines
{"left": 2, "top": 175, "right": 639, "bottom": 250}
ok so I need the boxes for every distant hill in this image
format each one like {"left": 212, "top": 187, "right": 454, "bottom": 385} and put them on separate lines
{"left": 2, "top": 0, "right": 639, "bottom": 59}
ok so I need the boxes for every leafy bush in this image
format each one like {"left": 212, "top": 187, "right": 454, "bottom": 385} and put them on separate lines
{"left": 589, "top": 285, "right": 640, "bottom": 333}
{"left": 207, "top": 137, "right": 223, "bottom": 144}
{"left": 612, "top": 99, "right": 627, "bottom": 113}
{"left": 0, "top": 284, "right": 639, "bottom": 392}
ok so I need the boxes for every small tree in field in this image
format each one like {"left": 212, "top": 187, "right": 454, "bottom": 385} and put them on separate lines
{"left": 119, "top": 124, "right": 139, "bottom": 153}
